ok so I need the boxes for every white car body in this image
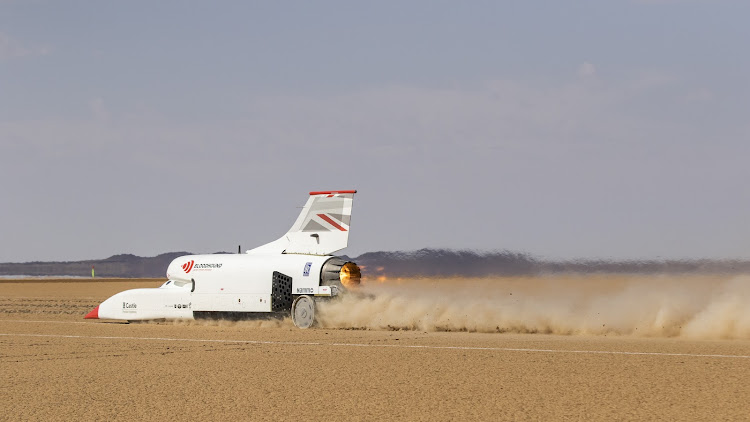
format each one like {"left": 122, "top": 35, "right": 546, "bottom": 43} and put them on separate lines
{"left": 85, "top": 190, "right": 360, "bottom": 328}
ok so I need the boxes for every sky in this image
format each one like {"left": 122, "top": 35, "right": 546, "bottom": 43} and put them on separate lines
{"left": 1, "top": 1, "right": 749, "bottom": 262}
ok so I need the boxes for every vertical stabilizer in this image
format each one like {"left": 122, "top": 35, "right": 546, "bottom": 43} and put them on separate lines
{"left": 247, "top": 190, "right": 356, "bottom": 255}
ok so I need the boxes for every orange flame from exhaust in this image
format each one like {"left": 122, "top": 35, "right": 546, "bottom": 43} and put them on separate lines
{"left": 340, "top": 262, "right": 362, "bottom": 288}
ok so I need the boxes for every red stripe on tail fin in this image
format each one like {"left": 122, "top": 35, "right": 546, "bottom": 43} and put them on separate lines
{"left": 317, "top": 213, "right": 347, "bottom": 231}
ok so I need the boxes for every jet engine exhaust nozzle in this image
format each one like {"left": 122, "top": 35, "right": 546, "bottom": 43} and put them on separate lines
{"left": 321, "top": 258, "right": 361, "bottom": 290}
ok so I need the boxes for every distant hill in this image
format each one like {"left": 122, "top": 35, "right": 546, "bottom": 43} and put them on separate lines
{"left": 0, "top": 252, "right": 191, "bottom": 278}
{"left": 352, "top": 248, "right": 750, "bottom": 278}
{"left": 2, "top": 249, "right": 750, "bottom": 278}
{"left": 352, "top": 249, "right": 537, "bottom": 277}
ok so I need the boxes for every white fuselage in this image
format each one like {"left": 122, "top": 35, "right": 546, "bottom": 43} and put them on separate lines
{"left": 95, "top": 253, "right": 337, "bottom": 321}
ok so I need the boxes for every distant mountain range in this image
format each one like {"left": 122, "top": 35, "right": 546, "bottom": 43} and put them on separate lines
{"left": 0, "top": 252, "right": 192, "bottom": 278}
{"left": 352, "top": 249, "right": 750, "bottom": 277}
{"left": 2, "top": 249, "right": 750, "bottom": 278}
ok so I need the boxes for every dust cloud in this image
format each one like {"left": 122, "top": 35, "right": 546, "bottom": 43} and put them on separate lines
{"left": 316, "top": 275, "right": 750, "bottom": 339}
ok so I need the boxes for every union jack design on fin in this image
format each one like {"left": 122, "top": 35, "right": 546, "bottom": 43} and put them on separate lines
{"left": 247, "top": 190, "right": 356, "bottom": 256}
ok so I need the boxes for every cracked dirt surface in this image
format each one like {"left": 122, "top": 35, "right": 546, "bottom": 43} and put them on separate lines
{"left": 2, "top": 278, "right": 750, "bottom": 421}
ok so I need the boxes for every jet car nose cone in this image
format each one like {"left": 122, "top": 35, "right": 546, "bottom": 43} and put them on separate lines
{"left": 84, "top": 305, "right": 100, "bottom": 319}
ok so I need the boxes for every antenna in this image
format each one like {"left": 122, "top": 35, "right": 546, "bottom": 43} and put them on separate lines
{"left": 238, "top": 245, "right": 241, "bottom": 254}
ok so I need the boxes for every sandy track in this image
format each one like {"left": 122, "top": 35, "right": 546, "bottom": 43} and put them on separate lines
{"left": 2, "top": 279, "right": 750, "bottom": 421}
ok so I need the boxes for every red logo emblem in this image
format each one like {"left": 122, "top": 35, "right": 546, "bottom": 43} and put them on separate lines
{"left": 182, "top": 260, "right": 194, "bottom": 273}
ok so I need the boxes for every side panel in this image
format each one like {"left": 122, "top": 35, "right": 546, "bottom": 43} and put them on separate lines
{"left": 195, "top": 293, "right": 271, "bottom": 312}
{"left": 165, "top": 253, "right": 332, "bottom": 312}
{"left": 288, "top": 256, "right": 330, "bottom": 294}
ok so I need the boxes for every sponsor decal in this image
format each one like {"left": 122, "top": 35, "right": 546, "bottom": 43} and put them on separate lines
{"left": 122, "top": 302, "right": 137, "bottom": 313}
{"left": 296, "top": 287, "right": 314, "bottom": 294}
{"left": 173, "top": 302, "right": 192, "bottom": 309}
{"left": 303, "top": 262, "right": 312, "bottom": 277}
{"left": 182, "top": 260, "right": 194, "bottom": 273}
{"left": 182, "top": 260, "right": 223, "bottom": 273}
{"left": 194, "top": 263, "right": 222, "bottom": 270}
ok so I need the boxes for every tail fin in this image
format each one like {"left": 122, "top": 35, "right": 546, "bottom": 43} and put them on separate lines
{"left": 248, "top": 190, "right": 356, "bottom": 255}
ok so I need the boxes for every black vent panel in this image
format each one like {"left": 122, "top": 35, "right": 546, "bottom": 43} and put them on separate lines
{"left": 271, "top": 271, "right": 293, "bottom": 312}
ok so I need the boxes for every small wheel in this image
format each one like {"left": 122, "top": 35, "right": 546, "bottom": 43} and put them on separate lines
{"left": 291, "top": 295, "right": 315, "bottom": 329}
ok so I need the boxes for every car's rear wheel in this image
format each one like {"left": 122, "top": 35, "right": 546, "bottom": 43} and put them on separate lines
{"left": 291, "top": 295, "right": 315, "bottom": 329}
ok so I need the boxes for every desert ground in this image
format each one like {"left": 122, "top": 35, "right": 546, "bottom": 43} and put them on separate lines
{"left": 2, "top": 276, "right": 750, "bottom": 421}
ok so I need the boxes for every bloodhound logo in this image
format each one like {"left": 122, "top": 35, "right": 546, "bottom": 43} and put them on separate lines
{"left": 182, "top": 260, "right": 195, "bottom": 274}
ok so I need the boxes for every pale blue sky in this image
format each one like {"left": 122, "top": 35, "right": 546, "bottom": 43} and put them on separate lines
{"left": 1, "top": 1, "right": 749, "bottom": 262}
